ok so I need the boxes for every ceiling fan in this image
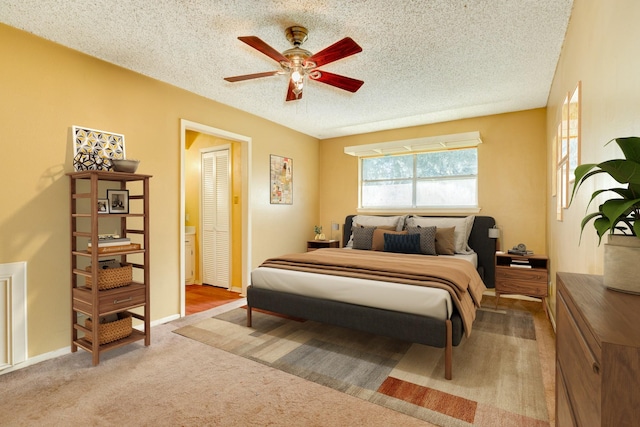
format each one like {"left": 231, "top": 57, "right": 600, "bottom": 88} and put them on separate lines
{"left": 224, "top": 26, "right": 364, "bottom": 101}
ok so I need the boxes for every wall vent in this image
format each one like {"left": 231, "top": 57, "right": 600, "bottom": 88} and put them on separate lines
{"left": 0, "top": 262, "right": 27, "bottom": 370}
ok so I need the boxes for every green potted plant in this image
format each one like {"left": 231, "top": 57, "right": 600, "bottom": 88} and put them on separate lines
{"left": 570, "top": 136, "right": 640, "bottom": 294}
{"left": 314, "top": 225, "right": 325, "bottom": 241}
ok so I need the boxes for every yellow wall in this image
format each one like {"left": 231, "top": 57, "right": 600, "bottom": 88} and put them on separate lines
{"left": 8, "top": 0, "right": 636, "bottom": 361}
{"left": 319, "top": 109, "right": 548, "bottom": 254}
{"left": 185, "top": 132, "right": 243, "bottom": 288}
{"left": 546, "top": 0, "right": 640, "bottom": 316}
{"left": 0, "top": 23, "right": 319, "bottom": 359}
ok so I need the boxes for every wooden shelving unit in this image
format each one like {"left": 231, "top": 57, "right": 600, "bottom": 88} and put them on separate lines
{"left": 68, "top": 170, "right": 151, "bottom": 365}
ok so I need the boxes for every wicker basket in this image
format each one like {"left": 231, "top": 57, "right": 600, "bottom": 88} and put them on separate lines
{"left": 85, "top": 313, "right": 132, "bottom": 345}
{"left": 85, "top": 263, "right": 132, "bottom": 290}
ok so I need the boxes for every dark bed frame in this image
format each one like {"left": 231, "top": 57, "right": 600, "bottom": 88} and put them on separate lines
{"left": 246, "top": 215, "right": 496, "bottom": 380}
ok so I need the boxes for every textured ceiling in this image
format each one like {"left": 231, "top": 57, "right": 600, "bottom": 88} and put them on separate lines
{"left": 1, "top": 0, "right": 573, "bottom": 139}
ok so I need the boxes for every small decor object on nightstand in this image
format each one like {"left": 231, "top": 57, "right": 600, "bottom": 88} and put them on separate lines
{"left": 314, "top": 225, "right": 325, "bottom": 240}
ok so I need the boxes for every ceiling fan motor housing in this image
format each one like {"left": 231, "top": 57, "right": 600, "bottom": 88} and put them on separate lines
{"left": 285, "top": 26, "right": 309, "bottom": 47}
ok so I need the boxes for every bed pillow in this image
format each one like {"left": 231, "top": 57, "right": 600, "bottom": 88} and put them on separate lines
{"left": 352, "top": 226, "right": 377, "bottom": 250}
{"left": 435, "top": 227, "right": 456, "bottom": 255}
{"left": 346, "top": 215, "right": 407, "bottom": 247}
{"left": 406, "top": 226, "right": 437, "bottom": 255}
{"left": 383, "top": 233, "right": 421, "bottom": 254}
{"left": 372, "top": 229, "right": 407, "bottom": 251}
{"left": 405, "top": 215, "right": 475, "bottom": 254}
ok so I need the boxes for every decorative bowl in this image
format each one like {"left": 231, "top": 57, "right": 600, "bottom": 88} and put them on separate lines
{"left": 112, "top": 159, "right": 140, "bottom": 173}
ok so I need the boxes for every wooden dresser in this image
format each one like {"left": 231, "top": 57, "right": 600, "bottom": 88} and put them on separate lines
{"left": 556, "top": 272, "right": 640, "bottom": 426}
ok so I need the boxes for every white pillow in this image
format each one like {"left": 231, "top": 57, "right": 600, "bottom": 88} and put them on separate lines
{"left": 346, "top": 215, "right": 406, "bottom": 247}
{"left": 405, "top": 215, "right": 475, "bottom": 254}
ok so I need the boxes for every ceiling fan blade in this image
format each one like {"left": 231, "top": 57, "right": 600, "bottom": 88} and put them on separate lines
{"left": 286, "top": 79, "right": 302, "bottom": 102}
{"left": 238, "top": 36, "right": 289, "bottom": 64}
{"left": 224, "top": 71, "right": 280, "bottom": 82}
{"left": 310, "top": 70, "right": 364, "bottom": 93}
{"left": 306, "top": 37, "right": 362, "bottom": 68}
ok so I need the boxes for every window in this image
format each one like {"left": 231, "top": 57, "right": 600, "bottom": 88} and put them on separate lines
{"left": 554, "top": 81, "right": 581, "bottom": 221}
{"left": 360, "top": 148, "right": 478, "bottom": 209}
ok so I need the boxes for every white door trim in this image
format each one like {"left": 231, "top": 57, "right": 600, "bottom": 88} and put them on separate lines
{"left": 180, "top": 119, "right": 252, "bottom": 317}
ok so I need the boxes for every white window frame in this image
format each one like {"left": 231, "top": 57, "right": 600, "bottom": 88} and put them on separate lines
{"left": 345, "top": 132, "right": 482, "bottom": 215}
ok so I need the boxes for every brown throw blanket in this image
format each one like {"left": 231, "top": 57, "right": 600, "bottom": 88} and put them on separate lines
{"left": 259, "top": 248, "right": 487, "bottom": 336}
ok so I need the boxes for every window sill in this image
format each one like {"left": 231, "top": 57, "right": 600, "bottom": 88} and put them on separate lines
{"left": 356, "top": 207, "right": 482, "bottom": 216}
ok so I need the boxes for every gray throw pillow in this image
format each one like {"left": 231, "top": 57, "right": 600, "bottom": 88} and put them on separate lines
{"left": 406, "top": 226, "right": 437, "bottom": 255}
{"left": 352, "top": 226, "right": 376, "bottom": 250}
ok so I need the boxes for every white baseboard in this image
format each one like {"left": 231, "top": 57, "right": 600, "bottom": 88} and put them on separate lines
{"left": 0, "top": 346, "right": 69, "bottom": 376}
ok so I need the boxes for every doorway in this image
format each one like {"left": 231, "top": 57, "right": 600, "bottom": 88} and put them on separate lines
{"left": 180, "top": 120, "right": 252, "bottom": 317}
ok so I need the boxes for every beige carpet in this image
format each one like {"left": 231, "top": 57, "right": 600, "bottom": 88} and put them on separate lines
{"left": 174, "top": 296, "right": 556, "bottom": 427}
{"left": 0, "top": 299, "right": 430, "bottom": 426}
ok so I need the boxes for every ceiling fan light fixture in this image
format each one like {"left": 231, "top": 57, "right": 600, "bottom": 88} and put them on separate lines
{"left": 225, "top": 26, "right": 363, "bottom": 101}
{"left": 291, "top": 69, "right": 303, "bottom": 83}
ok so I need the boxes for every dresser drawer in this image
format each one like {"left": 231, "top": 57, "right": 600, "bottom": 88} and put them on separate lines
{"left": 556, "top": 361, "right": 578, "bottom": 427}
{"left": 495, "top": 279, "right": 547, "bottom": 297}
{"left": 557, "top": 292, "right": 601, "bottom": 426}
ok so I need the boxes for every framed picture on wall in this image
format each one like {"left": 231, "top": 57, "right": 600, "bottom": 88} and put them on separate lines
{"left": 107, "top": 189, "right": 129, "bottom": 214}
{"left": 270, "top": 154, "right": 293, "bottom": 204}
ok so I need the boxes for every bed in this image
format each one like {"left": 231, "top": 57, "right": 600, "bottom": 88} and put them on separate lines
{"left": 246, "top": 215, "right": 496, "bottom": 380}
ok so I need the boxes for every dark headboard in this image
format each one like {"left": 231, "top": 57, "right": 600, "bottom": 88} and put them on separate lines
{"left": 343, "top": 215, "right": 496, "bottom": 288}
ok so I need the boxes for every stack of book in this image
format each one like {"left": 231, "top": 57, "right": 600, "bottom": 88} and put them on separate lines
{"left": 87, "top": 236, "right": 140, "bottom": 253}
{"left": 508, "top": 249, "right": 534, "bottom": 256}
{"left": 509, "top": 258, "right": 532, "bottom": 268}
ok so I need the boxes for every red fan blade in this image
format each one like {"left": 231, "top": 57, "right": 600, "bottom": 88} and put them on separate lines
{"left": 238, "top": 36, "right": 289, "bottom": 64}
{"left": 286, "top": 79, "right": 303, "bottom": 102}
{"left": 306, "top": 37, "right": 362, "bottom": 68}
{"left": 224, "top": 71, "right": 280, "bottom": 82}
{"left": 310, "top": 70, "right": 364, "bottom": 93}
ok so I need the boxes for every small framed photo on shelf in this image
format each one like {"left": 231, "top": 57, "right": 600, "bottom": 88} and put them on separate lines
{"left": 107, "top": 189, "right": 129, "bottom": 214}
{"left": 97, "top": 198, "right": 109, "bottom": 214}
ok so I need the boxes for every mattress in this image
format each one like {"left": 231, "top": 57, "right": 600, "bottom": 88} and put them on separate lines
{"left": 250, "top": 253, "right": 477, "bottom": 321}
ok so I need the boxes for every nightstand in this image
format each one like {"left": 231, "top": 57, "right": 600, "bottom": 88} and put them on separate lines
{"left": 307, "top": 240, "right": 340, "bottom": 251}
{"left": 495, "top": 252, "right": 549, "bottom": 314}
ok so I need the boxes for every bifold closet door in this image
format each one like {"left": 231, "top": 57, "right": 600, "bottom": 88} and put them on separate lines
{"left": 201, "top": 149, "right": 230, "bottom": 288}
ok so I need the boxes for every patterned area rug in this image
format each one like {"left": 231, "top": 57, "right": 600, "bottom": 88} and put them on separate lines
{"left": 174, "top": 296, "right": 554, "bottom": 427}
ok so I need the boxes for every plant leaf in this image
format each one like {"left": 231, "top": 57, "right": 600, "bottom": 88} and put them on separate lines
{"left": 598, "top": 159, "right": 640, "bottom": 184}
{"left": 613, "top": 137, "right": 640, "bottom": 163}
{"left": 593, "top": 217, "right": 611, "bottom": 244}
{"left": 570, "top": 163, "right": 599, "bottom": 205}
{"left": 585, "top": 189, "right": 615, "bottom": 212}
{"left": 579, "top": 211, "right": 605, "bottom": 243}
{"left": 601, "top": 198, "right": 640, "bottom": 228}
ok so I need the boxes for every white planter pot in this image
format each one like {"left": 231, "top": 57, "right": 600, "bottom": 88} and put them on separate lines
{"left": 604, "top": 234, "right": 640, "bottom": 295}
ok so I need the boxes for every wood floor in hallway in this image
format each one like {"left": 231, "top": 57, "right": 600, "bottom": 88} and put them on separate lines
{"left": 185, "top": 284, "right": 243, "bottom": 315}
